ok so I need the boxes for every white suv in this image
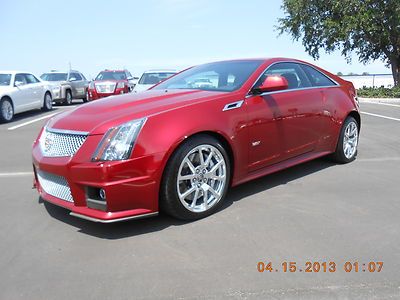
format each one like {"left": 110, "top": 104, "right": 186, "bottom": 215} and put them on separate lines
{"left": 133, "top": 70, "right": 177, "bottom": 93}
{"left": 0, "top": 71, "right": 53, "bottom": 123}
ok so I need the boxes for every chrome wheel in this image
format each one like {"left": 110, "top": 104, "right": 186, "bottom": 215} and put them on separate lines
{"left": 66, "top": 91, "right": 72, "bottom": 105}
{"left": 1, "top": 100, "right": 13, "bottom": 121}
{"left": 45, "top": 93, "right": 52, "bottom": 110}
{"left": 343, "top": 121, "right": 358, "bottom": 159}
{"left": 177, "top": 144, "right": 227, "bottom": 213}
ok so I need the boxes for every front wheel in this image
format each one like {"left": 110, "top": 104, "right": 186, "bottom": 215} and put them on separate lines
{"left": 64, "top": 90, "right": 72, "bottom": 105}
{"left": 331, "top": 116, "right": 359, "bottom": 163}
{"left": 83, "top": 90, "right": 89, "bottom": 103}
{"left": 161, "top": 135, "right": 231, "bottom": 220}
{"left": 0, "top": 98, "right": 14, "bottom": 123}
{"left": 42, "top": 92, "right": 53, "bottom": 111}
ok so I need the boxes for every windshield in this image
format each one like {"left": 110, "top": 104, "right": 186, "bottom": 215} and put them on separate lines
{"left": 40, "top": 73, "right": 68, "bottom": 81}
{"left": 153, "top": 60, "right": 263, "bottom": 92}
{"left": 138, "top": 72, "right": 176, "bottom": 85}
{"left": 0, "top": 74, "right": 12, "bottom": 86}
{"left": 95, "top": 71, "right": 127, "bottom": 81}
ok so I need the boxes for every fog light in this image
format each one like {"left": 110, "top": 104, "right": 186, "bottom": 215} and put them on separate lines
{"left": 99, "top": 188, "right": 106, "bottom": 200}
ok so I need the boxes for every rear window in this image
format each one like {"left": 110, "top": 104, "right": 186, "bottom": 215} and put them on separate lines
{"left": 301, "top": 65, "right": 337, "bottom": 87}
{"left": 0, "top": 74, "right": 11, "bottom": 86}
{"left": 41, "top": 73, "right": 68, "bottom": 81}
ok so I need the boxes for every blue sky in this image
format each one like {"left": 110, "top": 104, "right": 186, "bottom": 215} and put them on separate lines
{"left": 0, "top": 0, "right": 391, "bottom": 79}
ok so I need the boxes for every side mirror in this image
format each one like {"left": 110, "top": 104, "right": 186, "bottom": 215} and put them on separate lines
{"left": 253, "top": 75, "right": 288, "bottom": 94}
{"left": 15, "top": 81, "right": 25, "bottom": 87}
{"left": 133, "top": 76, "right": 139, "bottom": 80}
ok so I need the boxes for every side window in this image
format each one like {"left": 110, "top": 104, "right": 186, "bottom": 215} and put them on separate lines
{"left": 24, "top": 74, "right": 40, "bottom": 84}
{"left": 71, "top": 73, "right": 82, "bottom": 81}
{"left": 255, "top": 62, "right": 312, "bottom": 90}
{"left": 301, "top": 65, "right": 336, "bottom": 87}
{"left": 14, "top": 74, "right": 27, "bottom": 86}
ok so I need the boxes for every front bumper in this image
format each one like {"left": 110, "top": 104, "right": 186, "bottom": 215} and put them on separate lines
{"left": 32, "top": 135, "right": 164, "bottom": 222}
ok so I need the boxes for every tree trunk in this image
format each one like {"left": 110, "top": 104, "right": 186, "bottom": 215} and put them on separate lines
{"left": 390, "top": 57, "right": 400, "bottom": 87}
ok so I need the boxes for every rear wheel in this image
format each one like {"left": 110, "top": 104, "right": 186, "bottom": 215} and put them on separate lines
{"left": 64, "top": 90, "right": 72, "bottom": 105}
{"left": 83, "top": 89, "right": 89, "bottom": 103}
{"left": 42, "top": 92, "right": 53, "bottom": 111}
{"left": 0, "top": 97, "right": 14, "bottom": 123}
{"left": 161, "top": 135, "right": 231, "bottom": 220}
{"left": 332, "top": 116, "right": 359, "bottom": 163}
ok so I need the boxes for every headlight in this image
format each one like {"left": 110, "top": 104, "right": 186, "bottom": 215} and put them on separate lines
{"left": 117, "top": 82, "right": 126, "bottom": 89}
{"left": 89, "top": 82, "right": 95, "bottom": 89}
{"left": 92, "top": 118, "right": 147, "bottom": 161}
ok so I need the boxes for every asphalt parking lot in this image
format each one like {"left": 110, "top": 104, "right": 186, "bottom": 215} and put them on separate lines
{"left": 0, "top": 99, "right": 399, "bottom": 299}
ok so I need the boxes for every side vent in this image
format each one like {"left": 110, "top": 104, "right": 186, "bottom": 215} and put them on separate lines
{"left": 223, "top": 100, "right": 244, "bottom": 111}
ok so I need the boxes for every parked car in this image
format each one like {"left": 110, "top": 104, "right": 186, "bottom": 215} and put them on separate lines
{"left": 0, "top": 71, "right": 53, "bottom": 123}
{"left": 133, "top": 70, "right": 177, "bottom": 93}
{"left": 32, "top": 58, "right": 360, "bottom": 223}
{"left": 87, "top": 69, "right": 134, "bottom": 100}
{"left": 40, "top": 70, "right": 89, "bottom": 105}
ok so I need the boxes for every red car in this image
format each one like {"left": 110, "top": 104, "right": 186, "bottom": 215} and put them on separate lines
{"left": 87, "top": 69, "right": 133, "bottom": 100}
{"left": 32, "top": 58, "right": 360, "bottom": 222}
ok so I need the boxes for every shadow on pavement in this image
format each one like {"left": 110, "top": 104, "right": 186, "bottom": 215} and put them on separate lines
{"left": 42, "top": 157, "right": 335, "bottom": 239}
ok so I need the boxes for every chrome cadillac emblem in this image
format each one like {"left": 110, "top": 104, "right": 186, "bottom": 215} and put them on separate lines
{"left": 44, "top": 132, "right": 54, "bottom": 153}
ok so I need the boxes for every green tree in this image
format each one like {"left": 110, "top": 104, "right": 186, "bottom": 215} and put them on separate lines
{"left": 337, "top": 72, "right": 343, "bottom": 76}
{"left": 278, "top": 0, "right": 400, "bottom": 86}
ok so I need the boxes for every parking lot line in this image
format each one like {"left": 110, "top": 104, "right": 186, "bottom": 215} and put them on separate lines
{"left": 361, "top": 111, "right": 400, "bottom": 122}
{"left": 0, "top": 172, "right": 32, "bottom": 177}
{"left": 361, "top": 101, "right": 400, "bottom": 108}
{"left": 7, "top": 113, "right": 58, "bottom": 131}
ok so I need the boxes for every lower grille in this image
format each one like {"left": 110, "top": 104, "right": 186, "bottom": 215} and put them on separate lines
{"left": 37, "top": 170, "right": 74, "bottom": 203}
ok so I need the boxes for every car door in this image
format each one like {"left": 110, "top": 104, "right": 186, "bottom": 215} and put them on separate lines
{"left": 24, "top": 73, "right": 43, "bottom": 108}
{"left": 246, "top": 62, "right": 324, "bottom": 172}
{"left": 71, "top": 72, "right": 86, "bottom": 98}
{"left": 12, "top": 73, "right": 32, "bottom": 112}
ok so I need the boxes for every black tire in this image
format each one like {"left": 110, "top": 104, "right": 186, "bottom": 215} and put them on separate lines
{"left": 83, "top": 90, "right": 89, "bottom": 103}
{"left": 331, "top": 116, "right": 359, "bottom": 163}
{"left": 160, "top": 134, "right": 231, "bottom": 220}
{"left": 41, "top": 92, "right": 53, "bottom": 111}
{"left": 0, "top": 97, "right": 14, "bottom": 123}
{"left": 64, "top": 90, "right": 72, "bottom": 105}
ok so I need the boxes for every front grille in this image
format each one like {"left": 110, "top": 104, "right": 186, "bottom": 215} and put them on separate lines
{"left": 37, "top": 170, "right": 74, "bottom": 203}
{"left": 40, "top": 128, "right": 88, "bottom": 157}
{"left": 96, "top": 83, "right": 116, "bottom": 93}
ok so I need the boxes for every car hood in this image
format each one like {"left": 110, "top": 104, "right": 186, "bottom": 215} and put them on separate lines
{"left": 0, "top": 85, "right": 14, "bottom": 95}
{"left": 47, "top": 89, "right": 227, "bottom": 135}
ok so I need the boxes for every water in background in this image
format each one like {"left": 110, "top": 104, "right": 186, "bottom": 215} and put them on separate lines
{"left": 340, "top": 74, "right": 394, "bottom": 89}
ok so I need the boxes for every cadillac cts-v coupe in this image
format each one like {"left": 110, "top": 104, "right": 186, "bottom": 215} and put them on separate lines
{"left": 32, "top": 58, "right": 360, "bottom": 222}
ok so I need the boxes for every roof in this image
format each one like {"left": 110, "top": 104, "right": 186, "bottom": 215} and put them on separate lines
{"left": 43, "top": 70, "right": 81, "bottom": 74}
{"left": 0, "top": 70, "right": 34, "bottom": 75}
{"left": 143, "top": 69, "right": 177, "bottom": 73}
{"left": 102, "top": 69, "right": 128, "bottom": 72}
